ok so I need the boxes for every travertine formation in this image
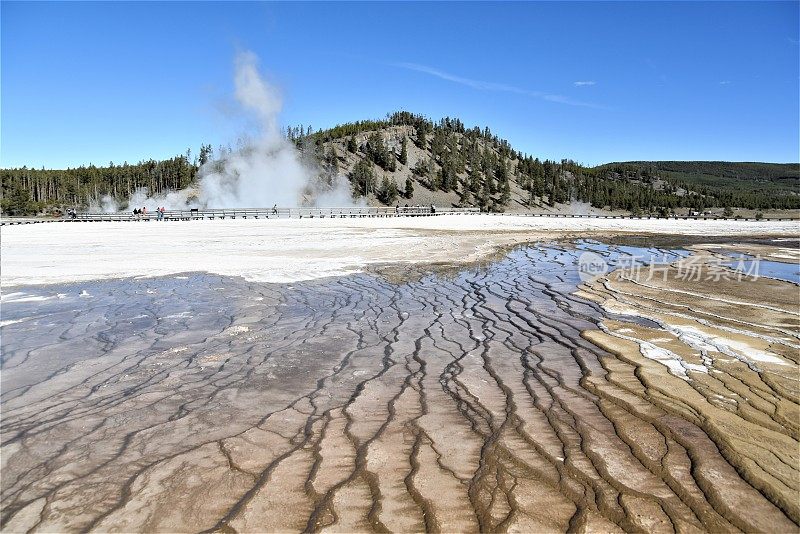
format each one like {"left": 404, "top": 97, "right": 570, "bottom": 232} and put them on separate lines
{"left": 1, "top": 242, "right": 797, "bottom": 533}
{"left": 2, "top": 216, "right": 798, "bottom": 287}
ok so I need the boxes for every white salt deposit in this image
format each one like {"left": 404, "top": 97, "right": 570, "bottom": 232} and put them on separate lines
{"left": 600, "top": 324, "right": 708, "bottom": 380}
{"left": 1, "top": 215, "right": 797, "bottom": 287}
{"left": 1, "top": 292, "right": 56, "bottom": 303}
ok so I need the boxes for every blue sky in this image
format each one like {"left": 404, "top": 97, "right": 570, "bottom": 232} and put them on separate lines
{"left": 2, "top": 1, "right": 798, "bottom": 169}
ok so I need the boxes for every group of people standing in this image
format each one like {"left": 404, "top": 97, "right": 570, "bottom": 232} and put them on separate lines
{"left": 132, "top": 206, "right": 166, "bottom": 220}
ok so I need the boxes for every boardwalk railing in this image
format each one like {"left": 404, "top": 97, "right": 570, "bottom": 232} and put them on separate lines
{"left": 64, "top": 206, "right": 479, "bottom": 222}
{"left": 1, "top": 207, "right": 796, "bottom": 225}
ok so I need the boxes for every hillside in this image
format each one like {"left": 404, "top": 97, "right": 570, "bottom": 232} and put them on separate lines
{"left": 607, "top": 161, "right": 799, "bottom": 183}
{"left": 2, "top": 111, "right": 799, "bottom": 216}
{"left": 295, "top": 112, "right": 799, "bottom": 215}
{"left": 599, "top": 161, "right": 799, "bottom": 197}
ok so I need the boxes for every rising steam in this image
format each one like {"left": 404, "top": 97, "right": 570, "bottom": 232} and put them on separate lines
{"left": 97, "top": 51, "right": 351, "bottom": 212}
{"left": 199, "top": 51, "right": 313, "bottom": 208}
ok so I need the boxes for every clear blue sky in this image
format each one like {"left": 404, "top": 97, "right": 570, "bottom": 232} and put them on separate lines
{"left": 2, "top": 1, "right": 798, "bottom": 169}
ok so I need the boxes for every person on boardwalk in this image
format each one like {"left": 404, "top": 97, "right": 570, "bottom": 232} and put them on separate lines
{"left": 272, "top": 204, "right": 278, "bottom": 215}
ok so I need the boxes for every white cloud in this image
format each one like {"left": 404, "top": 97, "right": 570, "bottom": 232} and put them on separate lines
{"left": 719, "top": 80, "right": 731, "bottom": 85}
{"left": 395, "top": 62, "right": 604, "bottom": 109}
{"left": 573, "top": 80, "right": 596, "bottom": 86}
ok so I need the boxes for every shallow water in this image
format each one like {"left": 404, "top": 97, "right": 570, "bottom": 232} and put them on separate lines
{"left": 1, "top": 242, "right": 795, "bottom": 532}
{"left": 575, "top": 239, "right": 691, "bottom": 265}
{"left": 722, "top": 254, "right": 800, "bottom": 284}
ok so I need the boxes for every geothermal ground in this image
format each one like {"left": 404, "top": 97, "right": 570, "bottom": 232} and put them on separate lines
{"left": 1, "top": 216, "right": 798, "bottom": 533}
{"left": 1, "top": 215, "right": 798, "bottom": 285}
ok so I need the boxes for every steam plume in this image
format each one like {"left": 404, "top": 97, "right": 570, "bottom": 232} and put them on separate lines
{"left": 98, "top": 51, "right": 351, "bottom": 212}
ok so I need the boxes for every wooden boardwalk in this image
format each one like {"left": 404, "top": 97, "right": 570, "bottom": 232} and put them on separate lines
{"left": 0, "top": 206, "right": 794, "bottom": 226}
{"left": 1, "top": 207, "right": 475, "bottom": 225}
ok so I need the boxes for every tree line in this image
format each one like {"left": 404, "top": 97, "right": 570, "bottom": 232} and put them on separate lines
{"left": 315, "top": 112, "right": 799, "bottom": 212}
{"left": 3, "top": 110, "right": 798, "bottom": 215}
{"left": 1, "top": 151, "right": 207, "bottom": 215}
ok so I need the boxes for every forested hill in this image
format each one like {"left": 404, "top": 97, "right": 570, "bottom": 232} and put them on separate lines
{"left": 298, "top": 112, "right": 799, "bottom": 214}
{"left": 599, "top": 161, "right": 799, "bottom": 192}
{"left": 2, "top": 111, "right": 798, "bottom": 215}
{"left": 606, "top": 161, "right": 799, "bottom": 182}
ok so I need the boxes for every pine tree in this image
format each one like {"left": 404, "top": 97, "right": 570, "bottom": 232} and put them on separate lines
{"left": 378, "top": 175, "right": 399, "bottom": 205}
{"left": 347, "top": 136, "right": 357, "bottom": 153}
{"left": 404, "top": 177, "right": 414, "bottom": 199}
{"left": 366, "top": 132, "right": 394, "bottom": 171}
{"left": 460, "top": 179, "right": 472, "bottom": 206}
{"left": 479, "top": 174, "right": 491, "bottom": 211}
{"left": 416, "top": 126, "right": 427, "bottom": 149}
{"left": 2, "top": 184, "right": 33, "bottom": 215}
{"left": 387, "top": 180, "right": 398, "bottom": 204}
{"left": 468, "top": 167, "right": 482, "bottom": 194}
{"left": 399, "top": 136, "right": 408, "bottom": 165}
{"left": 349, "top": 158, "right": 374, "bottom": 197}
{"left": 500, "top": 177, "right": 511, "bottom": 205}
{"left": 412, "top": 160, "right": 426, "bottom": 177}
{"left": 199, "top": 144, "right": 213, "bottom": 166}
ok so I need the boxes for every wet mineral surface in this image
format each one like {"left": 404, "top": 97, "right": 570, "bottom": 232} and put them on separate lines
{"left": 1, "top": 242, "right": 797, "bottom": 532}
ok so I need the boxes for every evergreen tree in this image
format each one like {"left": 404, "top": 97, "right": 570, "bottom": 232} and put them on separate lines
{"left": 378, "top": 175, "right": 399, "bottom": 205}
{"left": 478, "top": 174, "right": 491, "bottom": 211}
{"left": 468, "top": 167, "right": 482, "bottom": 194}
{"left": 416, "top": 126, "right": 427, "bottom": 149}
{"left": 399, "top": 136, "right": 408, "bottom": 165}
{"left": 496, "top": 157, "right": 510, "bottom": 204}
{"left": 404, "top": 177, "right": 414, "bottom": 199}
{"left": 486, "top": 172, "right": 496, "bottom": 195}
{"left": 199, "top": 144, "right": 213, "bottom": 166}
{"left": 533, "top": 174, "right": 545, "bottom": 199}
{"left": 499, "top": 177, "right": 511, "bottom": 205}
{"left": 327, "top": 146, "right": 340, "bottom": 174}
{"left": 1, "top": 184, "right": 33, "bottom": 215}
{"left": 366, "top": 132, "right": 394, "bottom": 171}
{"left": 349, "top": 158, "right": 375, "bottom": 197}
{"left": 412, "top": 158, "right": 429, "bottom": 177}
{"left": 460, "top": 179, "right": 472, "bottom": 206}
